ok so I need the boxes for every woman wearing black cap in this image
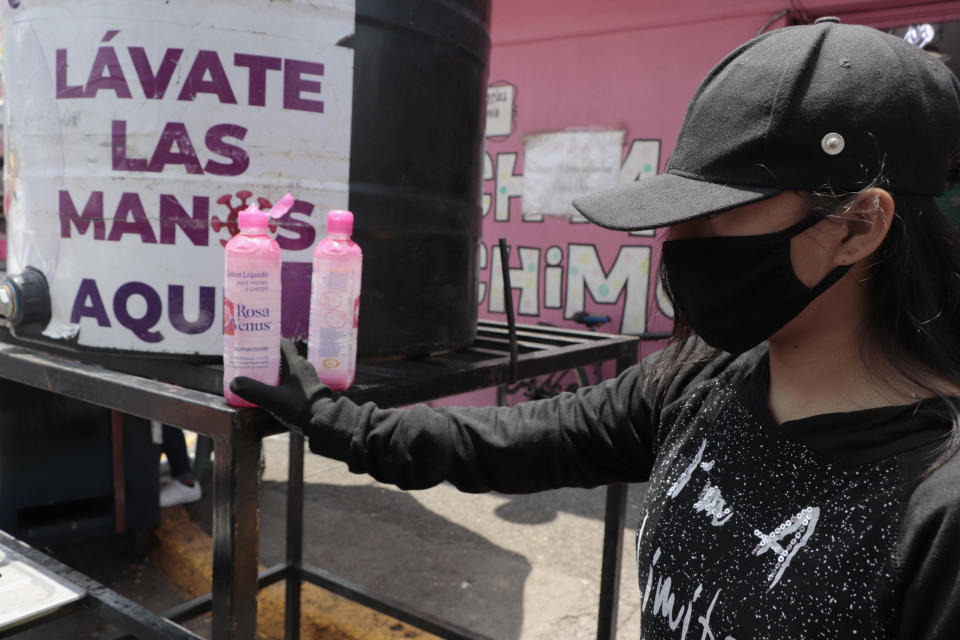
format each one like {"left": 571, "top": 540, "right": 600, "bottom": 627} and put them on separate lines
{"left": 232, "top": 19, "right": 960, "bottom": 639}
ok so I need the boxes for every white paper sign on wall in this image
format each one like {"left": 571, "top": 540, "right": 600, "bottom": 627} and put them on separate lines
{"left": 522, "top": 129, "right": 625, "bottom": 218}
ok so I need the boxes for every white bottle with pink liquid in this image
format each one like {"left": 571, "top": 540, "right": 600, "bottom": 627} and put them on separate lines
{"left": 223, "top": 195, "right": 292, "bottom": 407}
{"left": 308, "top": 210, "right": 362, "bottom": 391}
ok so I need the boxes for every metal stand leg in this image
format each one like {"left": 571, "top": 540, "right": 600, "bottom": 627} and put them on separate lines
{"left": 595, "top": 353, "right": 637, "bottom": 640}
{"left": 193, "top": 434, "right": 214, "bottom": 481}
{"left": 211, "top": 412, "right": 262, "bottom": 640}
{"left": 111, "top": 410, "right": 127, "bottom": 534}
{"left": 285, "top": 432, "right": 305, "bottom": 640}
{"left": 597, "top": 482, "right": 627, "bottom": 640}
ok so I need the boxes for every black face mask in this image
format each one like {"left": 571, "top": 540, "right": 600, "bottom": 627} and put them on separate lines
{"left": 661, "top": 215, "right": 852, "bottom": 355}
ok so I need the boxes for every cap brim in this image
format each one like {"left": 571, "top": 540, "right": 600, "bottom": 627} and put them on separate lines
{"left": 572, "top": 173, "right": 782, "bottom": 231}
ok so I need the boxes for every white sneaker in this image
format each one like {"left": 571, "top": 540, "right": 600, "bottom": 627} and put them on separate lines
{"left": 159, "top": 479, "right": 202, "bottom": 508}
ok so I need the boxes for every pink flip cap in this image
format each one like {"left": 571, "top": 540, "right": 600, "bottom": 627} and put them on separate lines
{"left": 238, "top": 206, "right": 269, "bottom": 231}
{"left": 327, "top": 210, "right": 354, "bottom": 235}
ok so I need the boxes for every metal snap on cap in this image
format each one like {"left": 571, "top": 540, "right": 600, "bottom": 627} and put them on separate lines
{"left": 821, "top": 132, "right": 845, "bottom": 155}
{"left": 814, "top": 16, "right": 841, "bottom": 24}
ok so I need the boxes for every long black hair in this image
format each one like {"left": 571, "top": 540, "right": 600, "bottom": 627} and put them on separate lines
{"left": 651, "top": 187, "right": 960, "bottom": 473}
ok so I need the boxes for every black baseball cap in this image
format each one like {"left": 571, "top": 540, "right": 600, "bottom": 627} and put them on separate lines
{"left": 573, "top": 18, "right": 960, "bottom": 231}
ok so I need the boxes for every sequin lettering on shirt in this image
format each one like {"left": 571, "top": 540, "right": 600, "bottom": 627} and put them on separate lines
{"left": 752, "top": 506, "right": 820, "bottom": 589}
{"left": 693, "top": 481, "right": 734, "bottom": 526}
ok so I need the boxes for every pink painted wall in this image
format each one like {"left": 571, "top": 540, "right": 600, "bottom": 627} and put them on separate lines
{"left": 440, "top": 0, "right": 960, "bottom": 406}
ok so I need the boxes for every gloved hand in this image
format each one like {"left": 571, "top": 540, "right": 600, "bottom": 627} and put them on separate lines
{"left": 229, "top": 338, "right": 333, "bottom": 435}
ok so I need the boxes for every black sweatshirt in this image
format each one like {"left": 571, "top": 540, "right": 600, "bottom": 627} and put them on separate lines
{"left": 305, "top": 346, "right": 960, "bottom": 639}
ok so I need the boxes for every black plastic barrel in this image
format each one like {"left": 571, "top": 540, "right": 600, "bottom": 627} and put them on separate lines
{"left": 349, "top": 0, "right": 491, "bottom": 358}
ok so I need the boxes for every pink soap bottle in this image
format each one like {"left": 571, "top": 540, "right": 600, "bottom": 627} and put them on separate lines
{"left": 223, "top": 194, "right": 292, "bottom": 407}
{"left": 308, "top": 210, "right": 362, "bottom": 391}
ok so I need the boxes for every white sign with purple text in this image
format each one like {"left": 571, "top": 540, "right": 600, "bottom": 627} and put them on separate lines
{"left": 2, "top": 0, "right": 354, "bottom": 354}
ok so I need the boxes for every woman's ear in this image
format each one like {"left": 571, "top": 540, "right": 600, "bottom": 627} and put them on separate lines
{"left": 834, "top": 187, "right": 894, "bottom": 266}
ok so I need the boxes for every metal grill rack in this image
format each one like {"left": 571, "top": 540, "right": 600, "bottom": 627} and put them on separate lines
{"left": 0, "top": 319, "right": 640, "bottom": 640}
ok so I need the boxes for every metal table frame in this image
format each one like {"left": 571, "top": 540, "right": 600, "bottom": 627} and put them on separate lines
{"left": 0, "top": 319, "right": 639, "bottom": 640}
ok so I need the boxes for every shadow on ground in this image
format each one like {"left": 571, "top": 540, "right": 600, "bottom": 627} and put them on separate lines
{"left": 252, "top": 480, "right": 532, "bottom": 639}
{"left": 492, "top": 483, "right": 649, "bottom": 526}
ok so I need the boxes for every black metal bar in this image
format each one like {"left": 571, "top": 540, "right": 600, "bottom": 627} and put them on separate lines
{"left": 111, "top": 410, "right": 127, "bottom": 534}
{"left": 471, "top": 334, "right": 574, "bottom": 353}
{"left": 595, "top": 353, "right": 639, "bottom": 640}
{"left": 210, "top": 411, "right": 262, "bottom": 640}
{"left": 299, "top": 563, "right": 494, "bottom": 640}
{"left": 481, "top": 327, "right": 618, "bottom": 348}
{"left": 193, "top": 434, "right": 215, "bottom": 481}
{"left": 480, "top": 321, "right": 638, "bottom": 356}
{"left": 105, "top": 566, "right": 292, "bottom": 640}
{"left": 498, "top": 239, "right": 519, "bottom": 383}
{"left": 479, "top": 322, "right": 603, "bottom": 344}
{"left": 0, "top": 532, "right": 204, "bottom": 640}
{"left": 460, "top": 345, "right": 510, "bottom": 358}
{"left": 596, "top": 482, "right": 628, "bottom": 640}
{"left": 162, "top": 592, "right": 215, "bottom": 624}
{"left": 0, "top": 342, "right": 240, "bottom": 439}
{"left": 259, "top": 562, "right": 294, "bottom": 588}
{"left": 597, "top": 352, "right": 639, "bottom": 640}
{"left": 169, "top": 566, "right": 287, "bottom": 625}
{"left": 286, "top": 432, "right": 306, "bottom": 640}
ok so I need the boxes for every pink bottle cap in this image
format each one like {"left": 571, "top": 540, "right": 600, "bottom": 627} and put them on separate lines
{"left": 238, "top": 204, "right": 269, "bottom": 232}
{"left": 327, "top": 210, "right": 354, "bottom": 235}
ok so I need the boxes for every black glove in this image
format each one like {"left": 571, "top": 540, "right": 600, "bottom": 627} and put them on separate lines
{"left": 229, "top": 338, "right": 333, "bottom": 435}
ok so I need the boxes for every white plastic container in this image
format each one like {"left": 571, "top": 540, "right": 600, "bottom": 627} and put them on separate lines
{"left": 223, "top": 196, "right": 291, "bottom": 406}
{"left": 308, "top": 209, "right": 362, "bottom": 390}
